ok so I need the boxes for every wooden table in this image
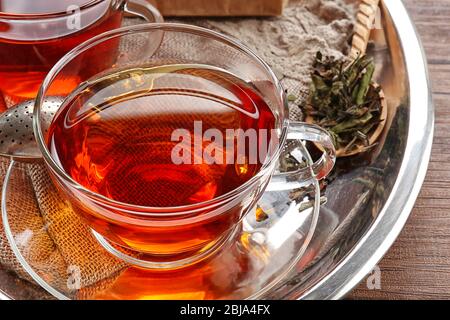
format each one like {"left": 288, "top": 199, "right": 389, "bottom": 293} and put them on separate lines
{"left": 349, "top": 0, "right": 450, "bottom": 299}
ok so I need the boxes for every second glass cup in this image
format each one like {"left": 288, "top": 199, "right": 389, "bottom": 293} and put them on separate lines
{"left": 0, "top": 0, "right": 162, "bottom": 110}
{"left": 34, "top": 23, "right": 336, "bottom": 269}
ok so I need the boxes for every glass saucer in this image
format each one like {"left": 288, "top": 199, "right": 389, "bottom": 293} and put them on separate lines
{"left": 1, "top": 144, "right": 321, "bottom": 300}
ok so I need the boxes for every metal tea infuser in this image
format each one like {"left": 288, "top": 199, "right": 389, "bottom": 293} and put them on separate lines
{"left": 0, "top": 98, "right": 62, "bottom": 162}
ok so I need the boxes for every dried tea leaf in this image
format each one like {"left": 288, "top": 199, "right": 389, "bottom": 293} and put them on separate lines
{"left": 301, "top": 52, "right": 382, "bottom": 152}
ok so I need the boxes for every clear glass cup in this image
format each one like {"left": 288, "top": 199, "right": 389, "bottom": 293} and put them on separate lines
{"left": 34, "top": 23, "right": 336, "bottom": 269}
{"left": 0, "top": 0, "right": 162, "bottom": 110}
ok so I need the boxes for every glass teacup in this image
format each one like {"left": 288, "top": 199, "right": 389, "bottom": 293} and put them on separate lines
{"left": 34, "top": 23, "right": 336, "bottom": 269}
{"left": 0, "top": 0, "right": 162, "bottom": 110}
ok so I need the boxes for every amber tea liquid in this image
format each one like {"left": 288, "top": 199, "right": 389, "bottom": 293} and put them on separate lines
{"left": 48, "top": 64, "right": 275, "bottom": 206}
{"left": 0, "top": 0, "right": 123, "bottom": 110}
{"left": 47, "top": 64, "right": 276, "bottom": 255}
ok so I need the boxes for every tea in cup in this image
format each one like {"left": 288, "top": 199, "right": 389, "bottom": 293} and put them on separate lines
{"left": 0, "top": 0, "right": 162, "bottom": 110}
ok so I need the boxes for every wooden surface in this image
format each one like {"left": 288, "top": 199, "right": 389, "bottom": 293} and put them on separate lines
{"left": 349, "top": 0, "right": 450, "bottom": 299}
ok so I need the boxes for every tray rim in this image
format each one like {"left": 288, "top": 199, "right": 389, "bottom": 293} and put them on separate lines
{"left": 0, "top": 290, "right": 9, "bottom": 300}
{"left": 297, "top": 0, "right": 434, "bottom": 299}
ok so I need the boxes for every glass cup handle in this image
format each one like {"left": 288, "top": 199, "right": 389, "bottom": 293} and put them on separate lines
{"left": 266, "top": 121, "right": 336, "bottom": 192}
{"left": 124, "top": 0, "right": 164, "bottom": 23}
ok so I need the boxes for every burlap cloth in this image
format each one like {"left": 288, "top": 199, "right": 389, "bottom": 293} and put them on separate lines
{"left": 0, "top": 0, "right": 355, "bottom": 298}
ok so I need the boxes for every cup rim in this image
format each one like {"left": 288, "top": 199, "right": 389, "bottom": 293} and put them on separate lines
{"left": 34, "top": 22, "right": 290, "bottom": 215}
{"left": 0, "top": 0, "right": 106, "bottom": 19}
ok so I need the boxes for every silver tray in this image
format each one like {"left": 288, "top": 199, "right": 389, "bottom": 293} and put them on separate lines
{"left": 0, "top": 0, "right": 433, "bottom": 300}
